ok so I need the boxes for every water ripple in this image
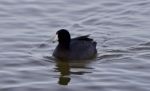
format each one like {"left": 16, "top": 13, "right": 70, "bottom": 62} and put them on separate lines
{"left": 0, "top": 0, "right": 150, "bottom": 91}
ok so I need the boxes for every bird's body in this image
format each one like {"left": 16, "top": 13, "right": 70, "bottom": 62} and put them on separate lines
{"left": 53, "top": 29, "right": 97, "bottom": 60}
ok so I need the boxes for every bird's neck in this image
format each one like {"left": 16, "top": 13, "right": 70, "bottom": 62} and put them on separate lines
{"left": 58, "top": 42, "right": 70, "bottom": 50}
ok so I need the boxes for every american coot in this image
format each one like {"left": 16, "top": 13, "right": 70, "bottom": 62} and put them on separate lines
{"left": 53, "top": 29, "right": 97, "bottom": 60}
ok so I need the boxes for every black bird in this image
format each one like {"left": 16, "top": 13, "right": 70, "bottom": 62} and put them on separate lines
{"left": 53, "top": 29, "right": 97, "bottom": 60}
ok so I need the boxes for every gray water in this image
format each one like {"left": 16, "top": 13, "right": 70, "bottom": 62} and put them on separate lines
{"left": 0, "top": 0, "right": 150, "bottom": 91}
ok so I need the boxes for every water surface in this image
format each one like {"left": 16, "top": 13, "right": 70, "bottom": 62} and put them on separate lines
{"left": 0, "top": 0, "right": 150, "bottom": 91}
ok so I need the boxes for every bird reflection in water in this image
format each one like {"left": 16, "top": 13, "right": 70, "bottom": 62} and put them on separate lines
{"left": 55, "top": 59, "right": 93, "bottom": 85}
{"left": 55, "top": 60, "right": 71, "bottom": 85}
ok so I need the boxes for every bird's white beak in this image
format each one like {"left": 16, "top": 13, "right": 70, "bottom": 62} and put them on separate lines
{"left": 52, "top": 34, "right": 58, "bottom": 43}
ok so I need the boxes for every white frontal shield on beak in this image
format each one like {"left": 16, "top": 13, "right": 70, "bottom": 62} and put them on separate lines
{"left": 52, "top": 34, "right": 58, "bottom": 43}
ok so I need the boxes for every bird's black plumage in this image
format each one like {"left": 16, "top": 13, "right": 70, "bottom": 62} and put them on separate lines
{"left": 53, "top": 29, "right": 97, "bottom": 60}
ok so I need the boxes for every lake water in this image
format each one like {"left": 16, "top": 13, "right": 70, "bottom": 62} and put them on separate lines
{"left": 0, "top": 0, "right": 150, "bottom": 91}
